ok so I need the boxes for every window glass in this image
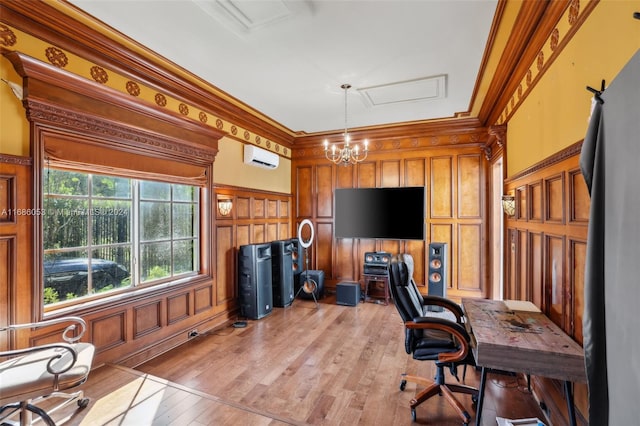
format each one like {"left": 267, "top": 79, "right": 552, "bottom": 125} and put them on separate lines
{"left": 43, "top": 169, "right": 200, "bottom": 307}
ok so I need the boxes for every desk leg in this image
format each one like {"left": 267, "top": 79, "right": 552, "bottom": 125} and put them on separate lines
{"left": 564, "top": 381, "right": 577, "bottom": 426}
{"left": 475, "top": 367, "right": 488, "bottom": 426}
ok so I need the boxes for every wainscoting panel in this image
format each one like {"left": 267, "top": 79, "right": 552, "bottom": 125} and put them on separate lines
{"left": 133, "top": 301, "right": 162, "bottom": 339}
{"left": 430, "top": 156, "right": 453, "bottom": 218}
{"left": 505, "top": 142, "right": 589, "bottom": 426}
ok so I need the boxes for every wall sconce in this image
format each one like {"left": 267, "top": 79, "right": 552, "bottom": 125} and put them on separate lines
{"left": 217, "top": 199, "right": 233, "bottom": 216}
{"left": 501, "top": 194, "right": 516, "bottom": 217}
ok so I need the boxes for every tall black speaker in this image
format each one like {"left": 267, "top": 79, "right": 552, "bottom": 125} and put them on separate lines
{"left": 289, "top": 237, "right": 304, "bottom": 275}
{"left": 238, "top": 243, "right": 273, "bottom": 319}
{"left": 271, "top": 240, "right": 294, "bottom": 307}
{"left": 427, "top": 242, "right": 447, "bottom": 312}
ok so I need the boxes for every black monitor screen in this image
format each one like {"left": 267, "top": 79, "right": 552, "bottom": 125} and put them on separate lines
{"left": 334, "top": 187, "right": 425, "bottom": 240}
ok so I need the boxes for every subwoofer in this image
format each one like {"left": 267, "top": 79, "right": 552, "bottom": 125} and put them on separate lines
{"left": 238, "top": 243, "right": 273, "bottom": 319}
{"left": 296, "top": 269, "right": 324, "bottom": 300}
{"left": 271, "top": 240, "right": 294, "bottom": 307}
{"left": 427, "top": 242, "right": 447, "bottom": 312}
{"left": 336, "top": 282, "right": 360, "bottom": 306}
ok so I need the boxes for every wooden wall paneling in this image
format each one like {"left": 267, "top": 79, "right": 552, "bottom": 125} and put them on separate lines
{"left": 194, "top": 284, "right": 213, "bottom": 314}
{"left": 296, "top": 166, "right": 313, "bottom": 218}
{"left": 91, "top": 312, "right": 126, "bottom": 354}
{"left": 253, "top": 223, "right": 266, "bottom": 243}
{"left": 569, "top": 169, "right": 590, "bottom": 223}
{"left": 404, "top": 158, "right": 426, "bottom": 187}
{"left": 278, "top": 223, "right": 289, "bottom": 240}
{"left": 516, "top": 185, "right": 527, "bottom": 220}
{"left": 545, "top": 173, "right": 565, "bottom": 223}
{"left": 167, "top": 292, "right": 190, "bottom": 325}
{"left": 336, "top": 164, "right": 354, "bottom": 189}
{"left": 266, "top": 223, "right": 278, "bottom": 242}
{"left": 335, "top": 238, "right": 356, "bottom": 282}
{"left": 529, "top": 232, "right": 543, "bottom": 308}
{"left": 133, "top": 301, "right": 162, "bottom": 339}
{"left": 0, "top": 236, "right": 12, "bottom": 351}
{"left": 569, "top": 239, "right": 586, "bottom": 344}
{"left": 544, "top": 234, "right": 566, "bottom": 329}
{"left": 253, "top": 198, "right": 266, "bottom": 219}
{"left": 405, "top": 239, "right": 426, "bottom": 287}
{"left": 529, "top": 180, "right": 543, "bottom": 222}
{"left": 236, "top": 197, "right": 251, "bottom": 219}
{"left": 237, "top": 224, "right": 250, "bottom": 247}
{"left": 0, "top": 159, "right": 33, "bottom": 349}
{"left": 430, "top": 156, "right": 453, "bottom": 218}
{"left": 280, "top": 200, "right": 289, "bottom": 218}
{"left": 457, "top": 154, "right": 482, "bottom": 218}
{"left": 506, "top": 229, "right": 517, "bottom": 300}
{"left": 267, "top": 200, "right": 278, "bottom": 218}
{"left": 357, "top": 162, "right": 377, "bottom": 188}
{"left": 316, "top": 165, "right": 333, "bottom": 218}
{"left": 381, "top": 160, "right": 401, "bottom": 187}
{"left": 457, "top": 224, "right": 482, "bottom": 292}
{"left": 315, "top": 222, "right": 334, "bottom": 278}
{"left": 216, "top": 225, "right": 234, "bottom": 303}
{"left": 518, "top": 229, "right": 529, "bottom": 300}
{"left": 0, "top": 175, "right": 15, "bottom": 224}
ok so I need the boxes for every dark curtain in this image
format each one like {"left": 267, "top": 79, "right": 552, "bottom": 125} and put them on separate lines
{"left": 580, "top": 49, "right": 640, "bottom": 426}
{"left": 580, "top": 99, "right": 608, "bottom": 426}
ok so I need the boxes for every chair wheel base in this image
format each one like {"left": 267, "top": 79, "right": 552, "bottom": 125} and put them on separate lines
{"left": 411, "top": 408, "right": 416, "bottom": 422}
{"left": 400, "top": 379, "right": 407, "bottom": 391}
{"left": 78, "top": 398, "right": 90, "bottom": 409}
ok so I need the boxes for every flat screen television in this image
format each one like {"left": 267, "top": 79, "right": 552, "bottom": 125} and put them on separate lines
{"left": 334, "top": 187, "right": 425, "bottom": 240}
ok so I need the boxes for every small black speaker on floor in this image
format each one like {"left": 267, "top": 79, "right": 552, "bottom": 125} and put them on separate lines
{"left": 336, "top": 282, "right": 360, "bottom": 306}
{"left": 296, "top": 269, "right": 324, "bottom": 300}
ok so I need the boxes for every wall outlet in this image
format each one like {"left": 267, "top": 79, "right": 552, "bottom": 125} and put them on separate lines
{"left": 188, "top": 329, "right": 198, "bottom": 338}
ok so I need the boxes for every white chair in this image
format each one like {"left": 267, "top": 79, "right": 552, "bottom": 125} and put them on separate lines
{"left": 0, "top": 316, "right": 95, "bottom": 425}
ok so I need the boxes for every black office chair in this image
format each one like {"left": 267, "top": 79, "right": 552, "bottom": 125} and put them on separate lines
{"left": 389, "top": 254, "right": 478, "bottom": 425}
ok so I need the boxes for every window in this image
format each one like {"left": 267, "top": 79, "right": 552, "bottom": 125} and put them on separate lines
{"left": 43, "top": 169, "right": 200, "bottom": 306}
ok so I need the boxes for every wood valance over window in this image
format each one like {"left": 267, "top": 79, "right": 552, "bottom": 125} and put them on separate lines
{"left": 43, "top": 132, "right": 209, "bottom": 186}
{"left": 4, "top": 51, "right": 224, "bottom": 185}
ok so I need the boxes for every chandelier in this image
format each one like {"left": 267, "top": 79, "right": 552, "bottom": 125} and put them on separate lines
{"left": 324, "top": 84, "right": 368, "bottom": 165}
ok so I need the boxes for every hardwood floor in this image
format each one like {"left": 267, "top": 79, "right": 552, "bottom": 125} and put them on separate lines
{"left": 54, "top": 297, "right": 547, "bottom": 425}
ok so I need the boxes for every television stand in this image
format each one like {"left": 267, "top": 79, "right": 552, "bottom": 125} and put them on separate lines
{"left": 362, "top": 273, "right": 390, "bottom": 305}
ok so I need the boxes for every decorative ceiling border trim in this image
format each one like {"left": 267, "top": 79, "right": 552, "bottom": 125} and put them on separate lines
{"left": 0, "top": 21, "right": 290, "bottom": 159}
{"left": 495, "top": 0, "right": 599, "bottom": 126}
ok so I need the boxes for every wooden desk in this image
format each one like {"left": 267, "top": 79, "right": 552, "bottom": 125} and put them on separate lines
{"left": 461, "top": 298, "right": 586, "bottom": 426}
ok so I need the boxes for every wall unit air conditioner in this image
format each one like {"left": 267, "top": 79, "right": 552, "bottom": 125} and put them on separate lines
{"left": 243, "top": 145, "right": 279, "bottom": 169}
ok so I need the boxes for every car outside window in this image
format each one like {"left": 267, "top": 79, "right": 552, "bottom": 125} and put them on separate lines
{"left": 43, "top": 169, "right": 200, "bottom": 306}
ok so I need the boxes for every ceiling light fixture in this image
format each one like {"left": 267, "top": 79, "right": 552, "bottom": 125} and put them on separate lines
{"left": 324, "top": 84, "right": 368, "bottom": 166}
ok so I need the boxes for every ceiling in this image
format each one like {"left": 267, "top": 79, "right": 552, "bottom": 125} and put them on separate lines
{"left": 69, "top": 0, "right": 499, "bottom": 135}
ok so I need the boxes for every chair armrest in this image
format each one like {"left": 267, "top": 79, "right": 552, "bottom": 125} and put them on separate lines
{"left": 407, "top": 317, "right": 472, "bottom": 364}
{"left": 0, "top": 316, "right": 87, "bottom": 343}
{"left": 420, "top": 295, "right": 464, "bottom": 322}
{"left": 0, "top": 343, "right": 78, "bottom": 375}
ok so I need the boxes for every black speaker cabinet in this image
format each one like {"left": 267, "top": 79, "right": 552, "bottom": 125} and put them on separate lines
{"left": 427, "top": 242, "right": 447, "bottom": 312}
{"left": 238, "top": 243, "right": 273, "bottom": 319}
{"left": 336, "top": 282, "right": 360, "bottom": 306}
{"left": 363, "top": 251, "right": 391, "bottom": 275}
{"left": 296, "top": 269, "right": 324, "bottom": 300}
{"left": 271, "top": 240, "right": 294, "bottom": 307}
